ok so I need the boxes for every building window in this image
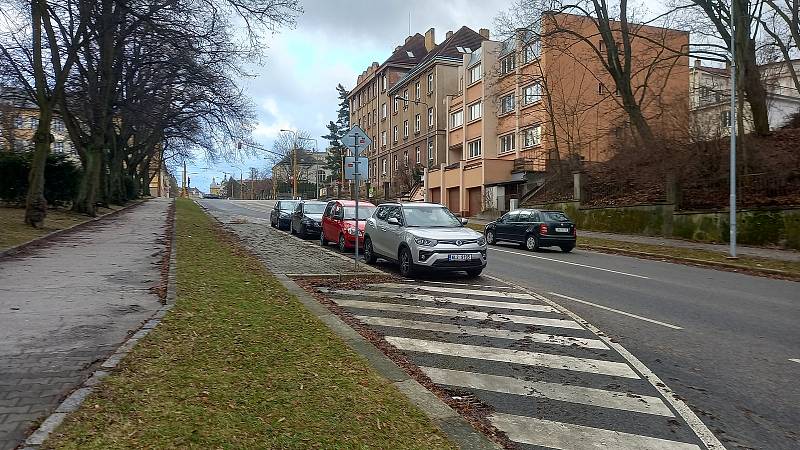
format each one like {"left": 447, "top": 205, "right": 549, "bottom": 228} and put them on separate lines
{"left": 721, "top": 110, "right": 731, "bottom": 127}
{"left": 382, "top": 103, "right": 387, "bottom": 119}
{"left": 403, "top": 120, "right": 409, "bottom": 138}
{"left": 523, "top": 40, "right": 541, "bottom": 63}
{"left": 415, "top": 114, "right": 421, "bottom": 132}
{"left": 393, "top": 154, "right": 398, "bottom": 170}
{"left": 29, "top": 117, "right": 38, "bottom": 129}
{"left": 450, "top": 110, "right": 464, "bottom": 127}
{"left": 381, "top": 131, "right": 387, "bottom": 146}
{"left": 428, "top": 140, "right": 434, "bottom": 162}
{"left": 52, "top": 141, "right": 64, "bottom": 153}
{"left": 467, "top": 139, "right": 482, "bottom": 158}
{"left": 523, "top": 83, "right": 542, "bottom": 105}
{"left": 382, "top": 75, "right": 387, "bottom": 91}
{"left": 14, "top": 116, "right": 24, "bottom": 128}
{"left": 468, "top": 64, "right": 482, "bottom": 84}
{"left": 393, "top": 97, "right": 398, "bottom": 113}
{"left": 373, "top": 109, "right": 377, "bottom": 124}
{"left": 415, "top": 146, "right": 420, "bottom": 163}
{"left": 415, "top": 82, "right": 421, "bottom": 100}
{"left": 468, "top": 102, "right": 482, "bottom": 121}
{"left": 403, "top": 150, "right": 409, "bottom": 167}
{"left": 428, "top": 107, "right": 434, "bottom": 128}
{"left": 382, "top": 158, "right": 387, "bottom": 174}
{"left": 500, "top": 53, "right": 515, "bottom": 75}
{"left": 393, "top": 125, "right": 398, "bottom": 142}
{"left": 499, "top": 134, "right": 515, "bottom": 153}
{"left": 499, "top": 93, "right": 515, "bottom": 114}
{"left": 427, "top": 73, "right": 434, "bottom": 92}
{"left": 53, "top": 119, "right": 65, "bottom": 132}
{"left": 403, "top": 90, "right": 409, "bottom": 108}
{"left": 522, "top": 125, "right": 542, "bottom": 147}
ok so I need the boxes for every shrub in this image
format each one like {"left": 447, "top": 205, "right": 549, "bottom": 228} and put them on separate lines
{"left": 0, "top": 151, "right": 82, "bottom": 207}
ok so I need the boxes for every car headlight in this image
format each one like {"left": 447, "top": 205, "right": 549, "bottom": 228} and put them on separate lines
{"left": 302, "top": 217, "right": 313, "bottom": 224}
{"left": 477, "top": 236, "right": 486, "bottom": 246}
{"left": 346, "top": 227, "right": 356, "bottom": 235}
{"left": 414, "top": 237, "right": 438, "bottom": 247}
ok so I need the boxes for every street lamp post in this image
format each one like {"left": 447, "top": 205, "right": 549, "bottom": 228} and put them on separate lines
{"left": 395, "top": 95, "right": 431, "bottom": 201}
{"left": 728, "top": 1, "right": 738, "bottom": 258}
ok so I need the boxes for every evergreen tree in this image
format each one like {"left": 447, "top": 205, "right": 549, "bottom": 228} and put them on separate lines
{"left": 323, "top": 84, "right": 350, "bottom": 181}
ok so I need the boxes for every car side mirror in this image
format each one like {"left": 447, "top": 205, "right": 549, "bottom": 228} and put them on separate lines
{"left": 387, "top": 217, "right": 400, "bottom": 226}
{"left": 460, "top": 218, "right": 469, "bottom": 225}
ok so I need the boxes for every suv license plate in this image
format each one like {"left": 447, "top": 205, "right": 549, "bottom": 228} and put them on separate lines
{"left": 555, "top": 227, "right": 570, "bottom": 233}
{"left": 448, "top": 254, "right": 472, "bottom": 261}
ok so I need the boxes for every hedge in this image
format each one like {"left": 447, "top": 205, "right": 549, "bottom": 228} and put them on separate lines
{"left": 0, "top": 151, "right": 82, "bottom": 207}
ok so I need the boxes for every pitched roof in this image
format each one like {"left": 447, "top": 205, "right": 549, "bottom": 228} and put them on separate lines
{"left": 384, "top": 33, "right": 429, "bottom": 67}
{"left": 417, "top": 26, "right": 486, "bottom": 66}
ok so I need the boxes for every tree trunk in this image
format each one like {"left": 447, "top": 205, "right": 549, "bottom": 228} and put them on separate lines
{"left": 24, "top": 108, "right": 53, "bottom": 227}
{"left": 72, "top": 146, "right": 102, "bottom": 215}
{"left": 736, "top": 4, "right": 770, "bottom": 136}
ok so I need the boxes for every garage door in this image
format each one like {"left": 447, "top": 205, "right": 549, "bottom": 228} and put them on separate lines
{"left": 468, "top": 187, "right": 481, "bottom": 217}
{"left": 447, "top": 188, "right": 460, "bottom": 214}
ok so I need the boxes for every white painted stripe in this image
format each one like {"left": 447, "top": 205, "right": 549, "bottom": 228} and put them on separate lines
{"left": 422, "top": 366, "right": 672, "bottom": 416}
{"left": 378, "top": 283, "right": 535, "bottom": 299}
{"left": 401, "top": 279, "right": 522, "bottom": 290}
{"left": 549, "top": 292, "right": 684, "bottom": 330}
{"left": 385, "top": 336, "right": 639, "bottom": 378}
{"left": 490, "top": 247, "right": 651, "bottom": 279}
{"left": 333, "top": 299, "right": 584, "bottom": 330}
{"left": 490, "top": 413, "right": 700, "bottom": 450}
{"left": 790, "top": 358, "right": 800, "bottom": 364}
{"left": 481, "top": 274, "right": 725, "bottom": 450}
{"left": 335, "top": 289, "right": 557, "bottom": 313}
{"left": 354, "top": 315, "right": 608, "bottom": 349}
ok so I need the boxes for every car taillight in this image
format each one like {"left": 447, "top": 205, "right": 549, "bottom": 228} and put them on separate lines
{"left": 539, "top": 223, "right": 548, "bottom": 235}
{"left": 572, "top": 226, "right": 577, "bottom": 237}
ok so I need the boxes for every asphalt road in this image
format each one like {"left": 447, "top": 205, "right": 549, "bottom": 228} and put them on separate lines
{"left": 199, "top": 200, "right": 799, "bottom": 449}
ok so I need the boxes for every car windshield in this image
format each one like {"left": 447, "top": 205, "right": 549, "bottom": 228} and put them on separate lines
{"left": 343, "top": 206, "right": 376, "bottom": 219}
{"left": 403, "top": 206, "right": 462, "bottom": 227}
{"left": 279, "top": 201, "right": 298, "bottom": 211}
{"left": 543, "top": 211, "right": 570, "bottom": 222}
{"left": 303, "top": 203, "right": 327, "bottom": 214}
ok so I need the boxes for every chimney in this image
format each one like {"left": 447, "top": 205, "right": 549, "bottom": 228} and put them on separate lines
{"left": 693, "top": 59, "right": 701, "bottom": 68}
{"left": 479, "top": 28, "right": 490, "bottom": 39}
{"left": 425, "top": 28, "right": 436, "bottom": 51}
{"left": 405, "top": 35, "right": 412, "bottom": 44}
{"left": 446, "top": 30, "right": 453, "bottom": 39}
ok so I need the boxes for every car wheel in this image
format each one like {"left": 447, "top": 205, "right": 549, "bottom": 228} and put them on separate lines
{"left": 398, "top": 246, "right": 415, "bottom": 278}
{"left": 465, "top": 268, "right": 483, "bottom": 278}
{"left": 363, "top": 237, "right": 377, "bottom": 264}
{"left": 560, "top": 245, "right": 574, "bottom": 253}
{"left": 338, "top": 234, "right": 347, "bottom": 252}
{"left": 525, "top": 234, "right": 539, "bottom": 251}
{"left": 486, "top": 229, "right": 496, "bottom": 245}
{"left": 320, "top": 231, "right": 328, "bottom": 246}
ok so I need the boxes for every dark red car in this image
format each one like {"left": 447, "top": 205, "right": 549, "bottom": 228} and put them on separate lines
{"left": 320, "top": 200, "right": 377, "bottom": 252}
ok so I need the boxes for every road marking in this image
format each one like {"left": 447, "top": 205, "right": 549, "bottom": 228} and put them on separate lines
{"left": 400, "top": 279, "right": 522, "bottom": 290}
{"left": 354, "top": 315, "right": 608, "bottom": 349}
{"left": 334, "top": 289, "right": 558, "bottom": 313}
{"left": 490, "top": 413, "right": 701, "bottom": 450}
{"left": 790, "top": 358, "right": 800, "bottom": 364}
{"left": 385, "top": 336, "right": 639, "bottom": 378}
{"left": 378, "top": 283, "right": 535, "bottom": 299}
{"left": 548, "top": 292, "right": 684, "bottom": 330}
{"left": 333, "top": 299, "right": 584, "bottom": 330}
{"left": 482, "top": 274, "right": 726, "bottom": 450}
{"left": 422, "top": 366, "right": 672, "bottom": 416}
{"left": 489, "top": 247, "right": 651, "bottom": 279}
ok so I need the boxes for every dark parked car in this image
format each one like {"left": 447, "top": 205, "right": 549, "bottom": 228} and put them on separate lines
{"left": 290, "top": 201, "right": 327, "bottom": 238}
{"left": 484, "top": 209, "right": 576, "bottom": 252}
{"left": 270, "top": 200, "right": 299, "bottom": 230}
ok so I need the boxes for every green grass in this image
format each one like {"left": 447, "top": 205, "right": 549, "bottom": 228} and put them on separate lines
{"left": 45, "top": 199, "right": 455, "bottom": 450}
{"left": 466, "top": 222, "right": 798, "bottom": 276}
{"left": 0, "top": 207, "right": 98, "bottom": 251}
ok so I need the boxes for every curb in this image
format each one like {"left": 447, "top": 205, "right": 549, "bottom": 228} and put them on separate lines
{"left": 21, "top": 199, "right": 178, "bottom": 449}
{"left": 0, "top": 198, "right": 149, "bottom": 259}
{"left": 275, "top": 274, "right": 501, "bottom": 450}
{"left": 581, "top": 244, "right": 797, "bottom": 280}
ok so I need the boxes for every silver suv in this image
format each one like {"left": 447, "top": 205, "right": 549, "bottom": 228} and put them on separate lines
{"left": 363, "top": 202, "right": 487, "bottom": 278}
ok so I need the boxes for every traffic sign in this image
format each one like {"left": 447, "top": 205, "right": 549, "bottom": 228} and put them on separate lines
{"left": 343, "top": 156, "right": 369, "bottom": 180}
{"left": 340, "top": 125, "right": 372, "bottom": 155}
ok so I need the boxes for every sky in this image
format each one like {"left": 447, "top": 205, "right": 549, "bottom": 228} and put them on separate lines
{"left": 185, "top": 0, "right": 504, "bottom": 194}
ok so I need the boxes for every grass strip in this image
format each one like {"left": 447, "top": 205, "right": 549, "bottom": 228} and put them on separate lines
{"left": 465, "top": 222, "right": 799, "bottom": 277}
{"left": 45, "top": 199, "right": 456, "bottom": 449}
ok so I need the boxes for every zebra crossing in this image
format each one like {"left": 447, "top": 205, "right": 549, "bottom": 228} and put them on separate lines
{"left": 319, "top": 279, "right": 718, "bottom": 450}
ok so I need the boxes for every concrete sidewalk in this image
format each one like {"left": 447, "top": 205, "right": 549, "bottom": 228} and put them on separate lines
{"left": 0, "top": 199, "right": 172, "bottom": 450}
{"left": 468, "top": 217, "right": 800, "bottom": 262}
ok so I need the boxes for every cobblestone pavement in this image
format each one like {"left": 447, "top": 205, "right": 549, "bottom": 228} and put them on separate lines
{"left": 198, "top": 199, "right": 377, "bottom": 275}
{"left": 0, "top": 199, "right": 171, "bottom": 450}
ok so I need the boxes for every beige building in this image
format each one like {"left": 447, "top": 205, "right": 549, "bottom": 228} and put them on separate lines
{"left": 690, "top": 59, "right": 800, "bottom": 139}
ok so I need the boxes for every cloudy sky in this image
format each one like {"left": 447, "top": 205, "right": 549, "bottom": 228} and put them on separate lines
{"left": 186, "top": 0, "right": 504, "bottom": 194}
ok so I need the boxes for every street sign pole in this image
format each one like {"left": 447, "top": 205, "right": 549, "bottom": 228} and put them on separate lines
{"left": 352, "top": 138, "right": 360, "bottom": 271}
{"left": 341, "top": 125, "right": 372, "bottom": 271}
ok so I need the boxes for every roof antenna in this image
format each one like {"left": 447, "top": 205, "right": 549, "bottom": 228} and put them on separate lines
{"left": 408, "top": 10, "right": 411, "bottom": 36}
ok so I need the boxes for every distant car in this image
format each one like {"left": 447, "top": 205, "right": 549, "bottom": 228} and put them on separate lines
{"left": 290, "top": 200, "right": 327, "bottom": 238}
{"left": 320, "top": 200, "right": 376, "bottom": 251}
{"left": 363, "top": 202, "right": 487, "bottom": 278}
{"left": 203, "top": 193, "right": 221, "bottom": 199}
{"left": 484, "top": 209, "right": 576, "bottom": 252}
{"left": 270, "top": 200, "right": 299, "bottom": 230}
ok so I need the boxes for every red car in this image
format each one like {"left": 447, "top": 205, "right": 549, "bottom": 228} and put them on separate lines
{"left": 320, "top": 200, "right": 377, "bottom": 251}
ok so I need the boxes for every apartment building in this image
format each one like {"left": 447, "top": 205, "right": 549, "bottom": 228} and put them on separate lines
{"left": 349, "top": 27, "right": 488, "bottom": 199}
{"left": 690, "top": 59, "right": 800, "bottom": 139}
{"left": 0, "top": 89, "right": 75, "bottom": 156}
{"left": 427, "top": 13, "right": 690, "bottom": 216}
